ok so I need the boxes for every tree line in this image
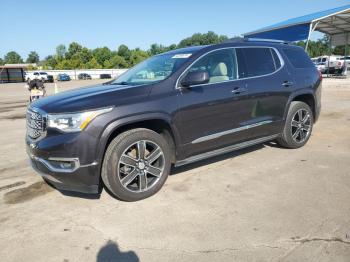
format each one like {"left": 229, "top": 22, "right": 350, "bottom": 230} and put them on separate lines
{"left": 296, "top": 35, "right": 349, "bottom": 58}
{"left": 0, "top": 31, "right": 228, "bottom": 70}
{"left": 0, "top": 32, "right": 348, "bottom": 69}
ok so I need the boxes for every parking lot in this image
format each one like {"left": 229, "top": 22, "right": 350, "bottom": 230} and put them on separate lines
{"left": 0, "top": 78, "right": 349, "bottom": 261}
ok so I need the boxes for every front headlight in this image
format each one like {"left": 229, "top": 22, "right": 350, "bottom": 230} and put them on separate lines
{"left": 47, "top": 107, "right": 113, "bottom": 132}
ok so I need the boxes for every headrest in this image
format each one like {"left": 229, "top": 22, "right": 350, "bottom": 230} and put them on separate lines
{"left": 211, "top": 62, "right": 228, "bottom": 76}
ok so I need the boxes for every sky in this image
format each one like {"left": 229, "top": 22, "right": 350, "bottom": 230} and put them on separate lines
{"left": 1, "top": 0, "right": 349, "bottom": 60}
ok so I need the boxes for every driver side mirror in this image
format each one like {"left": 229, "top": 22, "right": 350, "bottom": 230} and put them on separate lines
{"left": 180, "top": 71, "right": 209, "bottom": 88}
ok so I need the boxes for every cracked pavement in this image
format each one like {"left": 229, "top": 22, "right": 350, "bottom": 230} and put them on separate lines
{"left": 0, "top": 79, "right": 350, "bottom": 262}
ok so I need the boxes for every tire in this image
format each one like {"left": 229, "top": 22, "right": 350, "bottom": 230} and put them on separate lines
{"left": 277, "top": 101, "right": 314, "bottom": 149}
{"left": 102, "top": 128, "right": 171, "bottom": 201}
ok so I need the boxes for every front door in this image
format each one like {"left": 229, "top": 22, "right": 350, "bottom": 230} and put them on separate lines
{"left": 176, "top": 48, "right": 254, "bottom": 159}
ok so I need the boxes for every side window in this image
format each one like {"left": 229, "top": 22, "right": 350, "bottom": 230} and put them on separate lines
{"left": 283, "top": 48, "right": 315, "bottom": 68}
{"left": 187, "top": 48, "right": 238, "bottom": 84}
{"left": 34, "top": 72, "right": 39, "bottom": 76}
{"left": 271, "top": 49, "right": 281, "bottom": 69}
{"left": 236, "top": 48, "right": 277, "bottom": 78}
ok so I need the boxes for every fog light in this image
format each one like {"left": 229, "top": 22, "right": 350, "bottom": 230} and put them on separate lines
{"left": 48, "top": 160, "right": 75, "bottom": 169}
{"left": 46, "top": 158, "right": 80, "bottom": 172}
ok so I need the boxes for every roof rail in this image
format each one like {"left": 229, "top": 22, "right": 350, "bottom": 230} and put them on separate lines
{"left": 225, "top": 37, "right": 291, "bottom": 45}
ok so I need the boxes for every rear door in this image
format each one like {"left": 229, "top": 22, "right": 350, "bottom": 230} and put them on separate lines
{"left": 282, "top": 47, "right": 321, "bottom": 116}
{"left": 176, "top": 48, "right": 252, "bottom": 158}
{"left": 234, "top": 47, "right": 293, "bottom": 139}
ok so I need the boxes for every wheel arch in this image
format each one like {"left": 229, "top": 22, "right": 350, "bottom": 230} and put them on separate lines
{"left": 97, "top": 113, "right": 179, "bottom": 169}
{"left": 285, "top": 91, "right": 316, "bottom": 122}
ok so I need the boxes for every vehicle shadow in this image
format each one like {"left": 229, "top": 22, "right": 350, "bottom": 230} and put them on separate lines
{"left": 59, "top": 190, "right": 101, "bottom": 200}
{"left": 43, "top": 178, "right": 101, "bottom": 200}
{"left": 171, "top": 143, "right": 268, "bottom": 176}
{"left": 96, "top": 240, "right": 139, "bottom": 262}
{"left": 264, "top": 140, "right": 287, "bottom": 149}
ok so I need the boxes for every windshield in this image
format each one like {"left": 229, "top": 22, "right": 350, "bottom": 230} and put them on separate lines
{"left": 110, "top": 52, "right": 192, "bottom": 85}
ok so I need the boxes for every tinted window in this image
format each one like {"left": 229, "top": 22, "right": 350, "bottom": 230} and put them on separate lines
{"left": 283, "top": 48, "right": 314, "bottom": 68}
{"left": 236, "top": 48, "right": 277, "bottom": 78}
{"left": 271, "top": 49, "right": 281, "bottom": 69}
{"left": 187, "top": 48, "right": 238, "bottom": 83}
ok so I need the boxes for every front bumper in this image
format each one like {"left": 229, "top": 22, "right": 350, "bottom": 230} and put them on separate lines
{"left": 29, "top": 157, "right": 99, "bottom": 193}
{"left": 26, "top": 135, "right": 101, "bottom": 194}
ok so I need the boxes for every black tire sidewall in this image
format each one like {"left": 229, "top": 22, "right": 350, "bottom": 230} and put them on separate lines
{"left": 102, "top": 129, "right": 171, "bottom": 201}
{"left": 281, "top": 101, "right": 314, "bottom": 148}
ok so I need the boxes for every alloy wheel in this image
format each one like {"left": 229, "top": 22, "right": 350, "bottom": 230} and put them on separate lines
{"left": 291, "top": 109, "right": 311, "bottom": 143}
{"left": 117, "top": 140, "right": 165, "bottom": 193}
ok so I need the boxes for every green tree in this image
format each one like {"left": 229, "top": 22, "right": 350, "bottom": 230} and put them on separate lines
{"left": 4, "top": 51, "right": 23, "bottom": 64}
{"left": 26, "top": 51, "right": 40, "bottom": 63}
{"left": 56, "top": 59, "right": 74, "bottom": 70}
{"left": 92, "top": 47, "right": 112, "bottom": 66}
{"left": 80, "top": 47, "right": 93, "bottom": 64}
{"left": 298, "top": 36, "right": 330, "bottom": 57}
{"left": 117, "top": 44, "right": 131, "bottom": 61}
{"left": 129, "top": 49, "right": 149, "bottom": 66}
{"left": 333, "top": 45, "right": 349, "bottom": 56}
{"left": 0, "top": 58, "right": 4, "bottom": 65}
{"left": 149, "top": 44, "right": 168, "bottom": 56}
{"left": 43, "top": 55, "right": 58, "bottom": 69}
{"left": 39, "top": 31, "right": 237, "bottom": 69}
{"left": 56, "top": 44, "right": 67, "bottom": 59}
{"left": 103, "top": 55, "right": 128, "bottom": 68}
{"left": 27, "top": 64, "right": 38, "bottom": 70}
{"left": 66, "top": 42, "right": 83, "bottom": 59}
{"left": 86, "top": 57, "right": 102, "bottom": 69}
{"left": 178, "top": 31, "right": 228, "bottom": 48}
{"left": 167, "top": 44, "right": 177, "bottom": 51}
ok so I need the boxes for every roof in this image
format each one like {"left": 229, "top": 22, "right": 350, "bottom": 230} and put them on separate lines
{"left": 244, "top": 5, "right": 350, "bottom": 44}
{"left": 0, "top": 63, "right": 36, "bottom": 69}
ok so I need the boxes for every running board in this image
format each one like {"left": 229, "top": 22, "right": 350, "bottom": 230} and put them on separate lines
{"left": 175, "top": 134, "right": 279, "bottom": 167}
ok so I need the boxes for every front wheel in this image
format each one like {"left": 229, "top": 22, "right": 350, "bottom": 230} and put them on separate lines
{"left": 102, "top": 128, "right": 171, "bottom": 201}
{"left": 277, "top": 101, "right": 313, "bottom": 149}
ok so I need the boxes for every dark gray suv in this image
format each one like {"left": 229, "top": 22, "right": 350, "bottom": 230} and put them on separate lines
{"left": 26, "top": 39, "right": 322, "bottom": 201}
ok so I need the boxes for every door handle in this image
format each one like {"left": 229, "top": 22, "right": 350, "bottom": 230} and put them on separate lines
{"left": 282, "top": 81, "right": 293, "bottom": 87}
{"left": 231, "top": 87, "right": 247, "bottom": 95}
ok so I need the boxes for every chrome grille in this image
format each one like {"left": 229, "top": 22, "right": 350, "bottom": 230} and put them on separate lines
{"left": 26, "top": 108, "right": 45, "bottom": 139}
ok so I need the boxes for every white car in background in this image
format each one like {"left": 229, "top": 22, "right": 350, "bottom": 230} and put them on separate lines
{"left": 314, "top": 56, "right": 346, "bottom": 74}
{"left": 316, "top": 62, "right": 327, "bottom": 73}
{"left": 25, "top": 71, "right": 49, "bottom": 82}
{"left": 339, "top": 56, "right": 350, "bottom": 68}
{"left": 311, "top": 58, "right": 318, "bottom": 65}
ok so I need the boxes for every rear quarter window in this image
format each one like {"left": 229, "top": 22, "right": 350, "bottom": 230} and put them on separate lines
{"left": 283, "top": 48, "right": 314, "bottom": 69}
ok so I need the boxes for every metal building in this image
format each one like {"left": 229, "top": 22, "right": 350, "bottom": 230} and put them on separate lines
{"left": 243, "top": 5, "right": 350, "bottom": 51}
{"left": 0, "top": 64, "right": 26, "bottom": 83}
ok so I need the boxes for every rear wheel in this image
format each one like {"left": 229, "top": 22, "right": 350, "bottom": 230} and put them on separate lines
{"left": 277, "top": 101, "right": 313, "bottom": 149}
{"left": 102, "top": 128, "right": 171, "bottom": 201}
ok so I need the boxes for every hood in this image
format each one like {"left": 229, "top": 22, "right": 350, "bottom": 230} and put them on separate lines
{"left": 31, "top": 84, "right": 152, "bottom": 113}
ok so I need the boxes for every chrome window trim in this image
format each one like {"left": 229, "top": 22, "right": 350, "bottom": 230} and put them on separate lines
{"left": 175, "top": 46, "right": 285, "bottom": 89}
{"left": 191, "top": 120, "right": 273, "bottom": 144}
